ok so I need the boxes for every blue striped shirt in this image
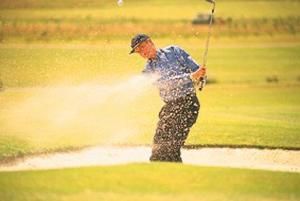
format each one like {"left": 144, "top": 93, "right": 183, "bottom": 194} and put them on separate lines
{"left": 142, "top": 45, "right": 200, "bottom": 102}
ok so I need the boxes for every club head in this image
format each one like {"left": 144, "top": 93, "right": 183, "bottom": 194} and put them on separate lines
{"left": 206, "top": 0, "right": 215, "bottom": 4}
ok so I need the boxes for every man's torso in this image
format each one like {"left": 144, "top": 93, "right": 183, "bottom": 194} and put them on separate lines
{"left": 143, "top": 45, "right": 199, "bottom": 102}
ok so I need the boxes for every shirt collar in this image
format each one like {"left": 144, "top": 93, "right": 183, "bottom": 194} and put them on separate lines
{"left": 149, "top": 48, "right": 162, "bottom": 62}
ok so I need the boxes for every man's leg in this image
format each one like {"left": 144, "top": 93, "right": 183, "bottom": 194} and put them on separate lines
{"left": 171, "top": 94, "right": 200, "bottom": 162}
{"left": 150, "top": 94, "right": 200, "bottom": 162}
{"left": 150, "top": 102, "right": 177, "bottom": 162}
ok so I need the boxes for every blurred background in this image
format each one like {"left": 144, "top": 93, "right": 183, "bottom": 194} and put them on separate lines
{"left": 0, "top": 0, "right": 299, "bottom": 86}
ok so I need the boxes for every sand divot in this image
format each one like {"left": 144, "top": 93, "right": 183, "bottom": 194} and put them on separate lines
{"left": 0, "top": 146, "right": 300, "bottom": 172}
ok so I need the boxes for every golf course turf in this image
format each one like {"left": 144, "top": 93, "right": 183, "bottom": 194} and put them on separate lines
{"left": 0, "top": 0, "right": 299, "bottom": 200}
{"left": 1, "top": 163, "right": 300, "bottom": 201}
{"left": 0, "top": 44, "right": 299, "bottom": 161}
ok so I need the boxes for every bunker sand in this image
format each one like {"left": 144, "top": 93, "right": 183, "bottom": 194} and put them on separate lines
{"left": 0, "top": 146, "right": 299, "bottom": 172}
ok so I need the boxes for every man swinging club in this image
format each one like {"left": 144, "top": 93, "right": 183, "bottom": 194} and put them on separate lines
{"left": 130, "top": 34, "right": 206, "bottom": 162}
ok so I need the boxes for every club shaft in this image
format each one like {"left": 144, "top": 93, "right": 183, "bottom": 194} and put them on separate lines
{"left": 202, "top": 2, "right": 215, "bottom": 67}
{"left": 198, "top": 1, "right": 215, "bottom": 91}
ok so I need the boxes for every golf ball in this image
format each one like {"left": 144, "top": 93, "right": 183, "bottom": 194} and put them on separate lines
{"left": 117, "top": 0, "right": 123, "bottom": 7}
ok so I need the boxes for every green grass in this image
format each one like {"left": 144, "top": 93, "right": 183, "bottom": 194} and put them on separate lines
{"left": 195, "top": 84, "right": 300, "bottom": 146}
{"left": 1, "top": 83, "right": 299, "bottom": 161}
{"left": 0, "top": 1, "right": 299, "bottom": 201}
{"left": 0, "top": 0, "right": 299, "bottom": 42}
{"left": 0, "top": 163, "right": 300, "bottom": 201}
{"left": 1, "top": 44, "right": 299, "bottom": 87}
{"left": 1, "top": 0, "right": 300, "bottom": 19}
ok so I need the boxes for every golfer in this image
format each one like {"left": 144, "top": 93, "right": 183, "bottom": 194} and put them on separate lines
{"left": 130, "top": 33, "right": 206, "bottom": 162}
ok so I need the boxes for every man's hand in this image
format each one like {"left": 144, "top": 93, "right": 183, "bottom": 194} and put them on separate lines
{"left": 190, "top": 66, "right": 207, "bottom": 82}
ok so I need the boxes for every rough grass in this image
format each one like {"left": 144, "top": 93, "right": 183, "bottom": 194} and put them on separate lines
{"left": 0, "top": 163, "right": 300, "bottom": 201}
{"left": 1, "top": 0, "right": 300, "bottom": 19}
{"left": 0, "top": 0, "right": 299, "bottom": 42}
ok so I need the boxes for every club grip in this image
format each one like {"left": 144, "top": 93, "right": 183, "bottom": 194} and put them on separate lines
{"left": 198, "top": 76, "right": 207, "bottom": 91}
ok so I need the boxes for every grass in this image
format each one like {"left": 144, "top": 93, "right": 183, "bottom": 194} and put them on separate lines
{"left": 1, "top": 83, "right": 299, "bottom": 161}
{"left": 0, "top": 163, "right": 300, "bottom": 201}
{"left": 1, "top": 0, "right": 300, "bottom": 19}
{"left": 0, "top": 1, "right": 299, "bottom": 200}
{"left": 0, "top": 43, "right": 300, "bottom": 161}
{"left": 193, "top": 84, "right": 300, "bottom": 146}
{"left": 0, "top": 0, "right": 299, "bottom": 42}
{"left": 1, "top": 43, "right": 300, "bottom": 87}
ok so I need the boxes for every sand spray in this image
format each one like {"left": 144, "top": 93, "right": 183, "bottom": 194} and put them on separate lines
{"left": 1, "top": 75, "right": 160, "bottom": 147}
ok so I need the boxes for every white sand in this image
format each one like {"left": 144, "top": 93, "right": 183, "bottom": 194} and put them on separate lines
{"left": 1, "top": 146, "right": 299, "bottom": 172}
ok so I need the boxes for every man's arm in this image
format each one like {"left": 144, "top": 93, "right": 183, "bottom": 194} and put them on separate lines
{"left": 175, "top": 46, "right": 206, "bottom": 82}
{"left": 175, "top": 46, "right": 199, "bottom": 73}
{"left": 190, "top": 67, "right": 206, "bottom": 82}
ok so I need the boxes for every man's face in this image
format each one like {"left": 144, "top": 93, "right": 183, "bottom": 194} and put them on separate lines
{"left": 135, "top": 40, "right": 156, "bottom": 59}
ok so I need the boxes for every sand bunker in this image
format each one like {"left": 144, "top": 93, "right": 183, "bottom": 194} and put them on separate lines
{"left": 1, "top": 146, "right": 300, "bottom": 172}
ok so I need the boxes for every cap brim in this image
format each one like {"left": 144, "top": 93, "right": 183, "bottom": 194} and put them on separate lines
{"left": 129, "top": 38, "right": 150, "bottom": 54}
{"left": 129, "top": 49, "right": 135, "bottom": 54}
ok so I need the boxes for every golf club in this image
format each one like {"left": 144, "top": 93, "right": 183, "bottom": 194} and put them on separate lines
{"left": 198, "top": 0, "right": 216, "bottom": 91}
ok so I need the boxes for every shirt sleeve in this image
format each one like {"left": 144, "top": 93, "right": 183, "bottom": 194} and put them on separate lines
{"left": 174, "top": 46, "right": 200, "bottom": 73}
